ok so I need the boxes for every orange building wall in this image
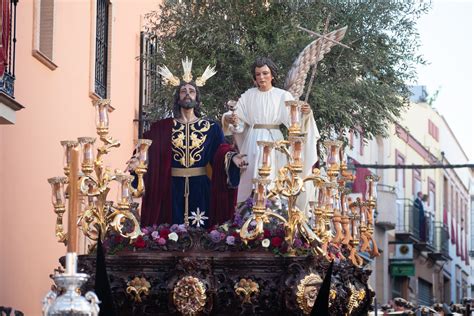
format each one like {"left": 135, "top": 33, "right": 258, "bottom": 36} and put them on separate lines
{"left": 0, "top": 0, "right": 160, "bottom": 313}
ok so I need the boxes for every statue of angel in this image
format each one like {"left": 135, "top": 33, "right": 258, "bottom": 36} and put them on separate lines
{"left": 222, "top": 26, "right": 347, "bottom": 215}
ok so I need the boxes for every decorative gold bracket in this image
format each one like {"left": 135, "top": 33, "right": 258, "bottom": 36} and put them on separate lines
{"left": 234, "top": 279, "right": 259, "bottom": 304}
{"left": 126, "top": 276, "right": 151, "bottom": 303}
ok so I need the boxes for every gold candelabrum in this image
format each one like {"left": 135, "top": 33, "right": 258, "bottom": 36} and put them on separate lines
{"left": 48, "top": 99, "right": 152, "bottom": 248}
{"left": 239, "top": 100, "right": 380, "bottom": 265}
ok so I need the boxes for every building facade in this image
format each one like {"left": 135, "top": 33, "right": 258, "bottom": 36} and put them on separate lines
{"left": 0, "top": 0, "right": 160, "bottom": 313}
{"left": 347, "top": 86, "right": 472, "bottom": 308}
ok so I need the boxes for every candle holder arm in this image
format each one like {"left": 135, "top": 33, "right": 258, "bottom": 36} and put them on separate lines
{"left": 348, "top": 246, "right": 364, "bottom": 267}
{"left": 332, "top": 215, "right": 344, "bottom": 244}
{"left": 79, "top": 176, "right": 101, "bottom": 196}
{"left": 108, "top": 209, "right": 142, "bottom": 241}
{"left": 359, "top": 229, "right": 370, "bottom": 252}
{"left": 129, "top": 167, "right": 146, "bottom": 198}
{"left": 341, "top": 217, "right": 352, "bottom": 245}
{"left": 96, "top": 138, "right": 120, "bottom": 162}
{"left": 274, "top": 140, "right": 291, "bottom": 160}
{"left": 54, "top": 208, "right": 68, "bottom": 245}
{"left": 298, "top": 220, "right": 324, "bottom": 255}
{"left": 239, "top": 214, "right": 265, "bottom": 242}
{"left": 368, "top": 234, "right": 380, "bottom": 258}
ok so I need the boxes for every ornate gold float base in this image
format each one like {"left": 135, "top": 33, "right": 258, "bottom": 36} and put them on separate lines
{"left": 66, "top": 250, "right": 373, "bottom": 316}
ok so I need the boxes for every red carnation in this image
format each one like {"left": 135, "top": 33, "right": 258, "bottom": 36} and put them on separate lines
{"left": 134, "top": 235, "right": 146, "bottom": 248}
{"left": 271, "top": 236, "right": 283, "bottom": 248}
{"left": 159, "top": 228, "right": 171, "bottom": 239}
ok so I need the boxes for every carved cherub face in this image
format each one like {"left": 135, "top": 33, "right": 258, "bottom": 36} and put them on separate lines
{"left": 304, "top": 284, "right": 319, "bottom": 307}
{"left": 297, "top": 274, "right": 323, "bottom": 314}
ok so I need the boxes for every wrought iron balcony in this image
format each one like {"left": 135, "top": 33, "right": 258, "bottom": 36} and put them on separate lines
{"left": 429, "top": 222, "right": 450, "bottom": 261}
{"left": 395, "top": 199, "right": 420, "bottom": 240}
{"left": 395, "top": 199, "right": 449, "bottom": 262}
{"left": 395, "top": 199, "right": 435, "bottom": 252}
{"left": 0, "top": 0, "right": 18, "bottom": 97}
{"left": 0, "top": 0, "right": 23, "bottom": 124}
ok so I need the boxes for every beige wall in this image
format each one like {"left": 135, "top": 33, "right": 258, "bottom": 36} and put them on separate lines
{"left": 0, "top": 0, "right": 160, "bottom": 313}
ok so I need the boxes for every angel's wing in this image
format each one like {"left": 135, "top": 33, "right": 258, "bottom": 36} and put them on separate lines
{"left": 284, "top": 26, "right": 348, "bottom": 99}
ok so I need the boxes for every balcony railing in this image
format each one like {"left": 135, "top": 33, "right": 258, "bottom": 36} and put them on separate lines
{"left": 395, "top": 199, "right": 419, "bottom": 237}
{"left": 0, "top": 0, "right": 18, "bottom": 98}
{"left": 395, "top": 199, "right": 449, "bottom": 261}
{"left": 395, "top": 199, "right": 433, "bottom": 246}
{"left": 432, "top": 223, "right": 450, "bottom": 260}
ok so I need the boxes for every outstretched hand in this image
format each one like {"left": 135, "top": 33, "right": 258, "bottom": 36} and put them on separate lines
{"left": 232, "top": 153, "right": 248, "bottom": 169}
{"left": 125, "top": 155, "right": 139, "bottom": 172}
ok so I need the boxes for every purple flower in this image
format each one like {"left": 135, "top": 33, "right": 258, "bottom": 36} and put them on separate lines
{"left": 157, "top": 237, "right": 166, "bottom": 245}
{"left": 209, "top": 230, "right": 221, "bottom": 243}
{"left": 177, "top": 224, "right": 187, "bottom": 233}
{"left": 151, "top": 231, "right": 160, "bottom": 240}
{"left": 170, "top": 224, "right": 179, "bottom": 232}
{"left": 226, "top": 236, "right": 235, "bottom": 245}
{"left": 233, "top": 214, "right": 243, "bottom": 227}
{"left": 141, "top": 227, "right": 150, "bottom": 235}
{"left": 245, "top": 197, "right": 254, "bottom": 209}
{"left": 294, "top": 238, "right": 303, "bottom": 248}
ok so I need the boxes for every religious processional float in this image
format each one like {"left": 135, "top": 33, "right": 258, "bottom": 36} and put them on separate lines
{"left": 42, "top": 23, "right": 380, "bottom": 316}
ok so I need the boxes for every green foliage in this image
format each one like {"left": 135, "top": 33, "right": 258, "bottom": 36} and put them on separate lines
{"left": 143, "top": 0, "right": 429, "bottom": 141}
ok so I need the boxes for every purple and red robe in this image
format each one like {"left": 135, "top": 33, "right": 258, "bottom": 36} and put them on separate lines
{"left": 140, "top": 117, "right": 239, "bottom": 228}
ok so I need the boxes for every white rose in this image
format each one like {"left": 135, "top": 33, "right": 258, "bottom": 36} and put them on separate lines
{"left": 168, "top": 232, "right": 179, "bottom": 242}
{"left": 221, "top": 223, "right": 229, "bottom": 232}
{"left": 262, "top": 239, "right": 270, "bottom": 248}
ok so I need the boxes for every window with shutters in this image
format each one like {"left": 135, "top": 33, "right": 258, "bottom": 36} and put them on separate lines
{"left": 138, "top": 32, "right": 162, "bottom": 137}
{"left": 33, "top": 0, "right": 57, "bottom": 70}
{"left": 412, "top": 169, "right": 421, "bottom": 195}
{"left": 417, "top": 278, "right": 433, "bottom": 306}
{"left": 395, "top": 150, "right": 405, "bottom": 189}
{"left": 94, "top": 0, "right": 111, "bottom": 99}
{"left": 391, "top": 277, "right": 403, "bottom": 299}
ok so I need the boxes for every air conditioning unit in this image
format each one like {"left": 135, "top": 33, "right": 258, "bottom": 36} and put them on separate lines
{"left": 394, "top": 244, "right": 414, "bottom": 260}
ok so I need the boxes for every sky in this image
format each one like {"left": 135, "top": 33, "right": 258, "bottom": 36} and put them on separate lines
{"left": 414, "top": 0, "right": 473, "bottom": 161}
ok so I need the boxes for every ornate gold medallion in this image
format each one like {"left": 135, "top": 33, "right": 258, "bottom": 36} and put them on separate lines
{"left": 173, "top": 276, "right": 207, "bottom": 315}
{"left": 296, "top": 273, "right": 323, "bottom": 315}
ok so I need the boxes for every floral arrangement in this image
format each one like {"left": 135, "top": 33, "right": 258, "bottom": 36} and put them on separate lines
{"left": 104, "top": 223, "right": 192, "bottom": 254}
{"left": 104, "top": 197, "right": 312, "bottom": 256}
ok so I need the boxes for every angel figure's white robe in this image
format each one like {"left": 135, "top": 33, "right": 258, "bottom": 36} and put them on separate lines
{"left": 223, "top": 87, "right": 320, "bottom": 214}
